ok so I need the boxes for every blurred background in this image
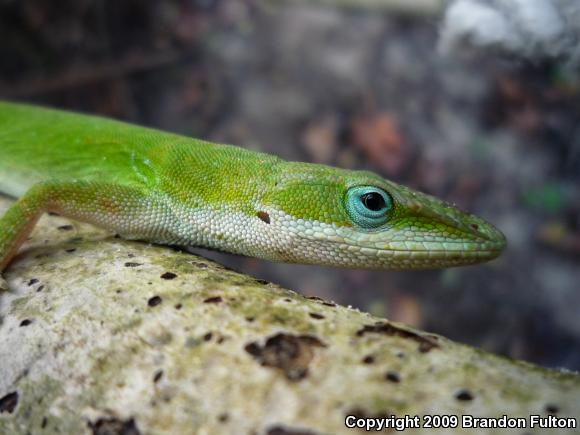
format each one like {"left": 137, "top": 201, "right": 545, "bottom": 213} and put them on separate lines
{"left": 0, "top": 0, "right": 579, "bottom": 371}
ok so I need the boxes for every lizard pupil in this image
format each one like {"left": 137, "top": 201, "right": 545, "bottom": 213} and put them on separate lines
{"left": 361, "top": 192, "right": 385, "bottom": 211}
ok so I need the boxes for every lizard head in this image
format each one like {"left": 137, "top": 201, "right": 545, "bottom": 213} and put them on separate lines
{"left": 259, "top": 162, "right": 506, "bottom": 269}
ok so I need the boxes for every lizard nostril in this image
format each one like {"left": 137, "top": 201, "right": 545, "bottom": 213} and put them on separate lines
{"left": 470, "top": 223, "right": 479, "bottom": 230}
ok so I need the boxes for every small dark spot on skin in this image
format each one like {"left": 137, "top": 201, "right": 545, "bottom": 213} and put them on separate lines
{"left": 65, "top": 248, "right": 76, "bottom": 253}
{"left": 69, "top": 236, "right": 83, "bottom": 243}
{"left": 396, "top": 352, "right": 405, "bottom": 358}
{"left": 203, "top": 296, "right": 223, "bottom": 304}
{"left": 174, "top": 303, "right": 182, "bottom": 310}
{"left": 216, "top": 336, "right": 226, "bottom": 344}
{"left": 48, "top": 212, "right": 59, "bottom": 216}
{"left": 0, "top": 392, "right": 18, "bottom": 414}
{"left": 309, "top": 313, "right": 325, "bottom": 320}
{"left": 36, "top": 285, "right": 45, "bottom": 292}
{"left": 257, "top": 211, "right": 271, "bottom": 224}
{"left": 127, "top": 253, "right": 135, "bottom": 258}
{"left": 255, "top": 278, "right": 269, "bottom": 285}
{"left": 19, "top": 319, "right": 32, "bottom": 327}
{"left": 455, "top": 389, "right": 474, "bottom": 401}
{"left": 113, "top": 234, "right": 122, "bottom": 239}
{"left": 88, "top": 417, "right": 141, "bottom": 435}
{"left": 267, "top": 426, "right": 320, "bottom": 435}
{"left": 218, "top": 413, "right": 229, "bottom": 423}
{"left": 322, "top": 302, "right": 336, "bottom": 307}
{"left": 27, "top": 279, "right": 38, "bottom": 286}
{"left": 470, "top": 223, "right": 479, "bottom": 230}
{"left": 385, "top": 371, "right": 401, "bottom": 383}
{"left": 356, "top": 322, "right": 439, "bottom": 353}
{"left": 284, "top": 298, "right": 292, "bottom": 303}
{"left": 160, "top": 272, "right": 177, "bottom": 280}
{"left": 116, "top": 289, "right": 122, "bottom": 294}
{"left": 153, "top": 370, "right": 163, "bottom": 383}
{"left": 148, "top": 296, "right": 162, "bottom": 307}
{"left": 57, "top": 225, "right": 74, "bottom": 231}
{"left": 203, "top": 332, "right": 213, "bottom": 341}
{"left": 362, "top": 355, "right": 375, "bottom": 364}
{"left": 246, "top": 316, "right": 255, "bottom": 322}
{"left": 545, "top": 404, "right": 559, "bottom": 414}
{"left": 41, "top": 416, "right": 48, "bottom": 428}
{"left": 124, "top": 262, "right": 143, "bottom": 268}
{"left": 244, "top": 333, "right": 326, "bottom": 381}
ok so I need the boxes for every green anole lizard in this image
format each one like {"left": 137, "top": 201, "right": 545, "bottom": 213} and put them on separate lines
{"left": 0, "top": 101, "right": 506, "bottom": 288}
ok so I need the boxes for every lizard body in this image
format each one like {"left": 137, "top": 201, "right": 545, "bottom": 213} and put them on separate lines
{"left": 0, "top": 101, "right": 506, "bottom": 276}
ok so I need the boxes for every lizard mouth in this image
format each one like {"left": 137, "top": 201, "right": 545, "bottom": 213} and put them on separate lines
{"left": 371, "top": 221, "right": 507, "bottom": 266}
{"left": 291, "top": 228, "right": 505, "bottom": 269}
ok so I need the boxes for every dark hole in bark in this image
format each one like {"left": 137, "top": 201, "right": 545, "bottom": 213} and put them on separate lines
{"left": 0, "top": 392, "right": 19, "bottom": 414}
{"left": 148, "top": 296, "right": 162, "bottom": 307}
{"left": 160, "top": 272, "right": 177, "bottom": 280}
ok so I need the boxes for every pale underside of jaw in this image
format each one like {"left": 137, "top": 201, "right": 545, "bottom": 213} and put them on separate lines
{"left": 282, "top": 221, "right": 504, "bottom": 268}
{"left": 187, "top": 206, "right": 504, "bottom": 268}
{"left": 284, "top": 231, "right": 502, "bottom": 269}
{"left": 278, "top": 243, "right": 501, "bottom": 269}
{"left": 291, "top": 223, "right": 503, "bottom": 254}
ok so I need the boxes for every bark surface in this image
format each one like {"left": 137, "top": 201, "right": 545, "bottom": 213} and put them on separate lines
{"left": 0, "top": 196, "right": 578, "bottom": 435}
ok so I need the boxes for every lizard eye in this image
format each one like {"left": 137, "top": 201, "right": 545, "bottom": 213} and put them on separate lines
{"left": 361, "top": 192, "right": 385, "bottom": 211}
{"left": 345, "top": 186, "right": 392, "bottom": 229}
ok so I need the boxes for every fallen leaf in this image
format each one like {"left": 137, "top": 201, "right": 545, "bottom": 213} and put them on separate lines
{"left": 350, "top": 112, "right": 408, "bottom": 175}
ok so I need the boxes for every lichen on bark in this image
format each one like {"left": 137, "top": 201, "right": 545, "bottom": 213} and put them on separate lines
{"left": 0, "top": 196, "right": 579, "bottom": 435}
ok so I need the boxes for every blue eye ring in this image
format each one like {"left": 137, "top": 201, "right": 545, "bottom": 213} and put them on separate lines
{"left": 345, "top": 186, "right": 392, "bottom": 229}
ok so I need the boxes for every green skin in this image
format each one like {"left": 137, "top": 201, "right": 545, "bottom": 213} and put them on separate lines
{"left": 0, "top": 101, "right": 506, "bottom": 281}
